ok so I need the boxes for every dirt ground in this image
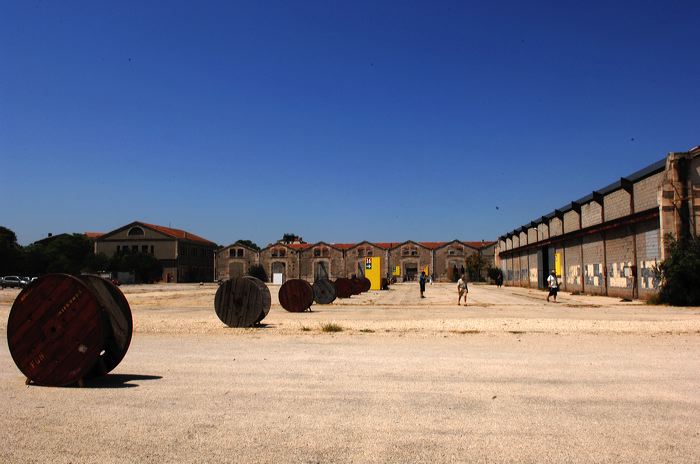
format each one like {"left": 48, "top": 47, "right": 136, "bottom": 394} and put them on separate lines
{"left": 1, "top": 282, "right": 699, "bottom": 463}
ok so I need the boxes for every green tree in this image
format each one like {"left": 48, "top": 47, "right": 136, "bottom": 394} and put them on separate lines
{"left": 110, "top": 252, "right": 163, "bottom": 283}
{"left": 247, "top": 264, "right": 268, "bottom": 282}
{"left": 236, "top": 239, "right": 260, "bottom": 251}
{"left": 657, "top": 236, "right": 700, "bottom": 306}
{"left": 465, "top": 254, "right": 489, "bottom": 282}
{"left": 0, "top": 226, "right": 21, "bottom": 275}
{"left": 487, "top": 266, "right": 503, "bottom": 282}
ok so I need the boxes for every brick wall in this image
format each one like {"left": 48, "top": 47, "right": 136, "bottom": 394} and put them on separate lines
{"left": 636, "top": 219, "right": 661, "bottom": 296}
{"left": 633, "top": 172, "right": 663, "bottom": 212}
{"left": 604, "top": 189, "right": 632, "bottom": 222}
{"left": 527, "top": 228, "right": 538, "bottom": 244}
{"left": 550, "top": 217, "right": 563, "bottom": 237}
{"left": 563, "top": 210, "right": 580, "bottom": 233}
{"left": 528, "top": 250, "right": 538, "bottom": 286}
{"left": 538, "top": 223, "right": 549, "bottom": 241}
{"left": 605, "top": 226, "right": 635, "bottom": 298}
{"left": 563, "top": 239, "right": 582, "bottom": 292}
{"left": 581, "top": 202, "right": 603, "bottom": 228}
{"left": 582, "top": 233, "right": 605, "bottom": 294}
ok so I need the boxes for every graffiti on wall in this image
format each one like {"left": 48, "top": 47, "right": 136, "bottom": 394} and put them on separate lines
{"left": 639, "top": 260, "right": 659, "bottom": 289}
{"left": 529, "top": 268, "right": 538, "bottom": 283}
{"left": 584, "top": 263, "right": 604, "bottom": 287}
{"left": 609, "top": 261, "right": 634, "bottom": 288}
{"left": 566, "top": 265, "right": 581, "bottom": 285}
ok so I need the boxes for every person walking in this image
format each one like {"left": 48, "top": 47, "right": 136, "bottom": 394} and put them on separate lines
{"left": 419, "top": 271, "right": 427, "bottom": 298}
{"left": 546, "top": 270, "right": 559, "bottom": 302}
{"left": 457, "top": 274, "right": 468, "bottom": 306}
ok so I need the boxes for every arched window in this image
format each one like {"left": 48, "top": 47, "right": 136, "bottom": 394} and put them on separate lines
{"left": 128, "top": 226, "right": 145, "bottom": 236}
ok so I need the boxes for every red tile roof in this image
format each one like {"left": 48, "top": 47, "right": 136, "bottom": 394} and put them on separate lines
{"left": 463, "top": 241, "right": 496, "bottom": 249}
{"left": 331, "top": 243, "right": 356, "bottom": 250}
{"left": 418, "top": 241, "right": 448, "bottom": 250}
{"left": 140, "top": 222, "right": 216, "bottom": 246}
{"left": 287, "top": 243, "right": 313, "bottom": 250}
{"left": 84, "top": 232, "right": 104, "bottom": 239}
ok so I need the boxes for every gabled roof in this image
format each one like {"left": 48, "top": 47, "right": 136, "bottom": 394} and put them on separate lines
{"left": 84, "top": 232, "right": 104, "bottom": 239}
{"left": 418, "top": 241, "right": 448, "bottom": 250}
{"left": 287, "top": 243, "right": 313, "bottom": 250}
{"left": 463, "top": 241, "right": 496, "bottom": 249}
{"left": 99, "top": 221, "right": 216, "bottom": 246}
{"left": 139, "top": 222, "right": 216, "bottom": 246}
{"left": 331, "top": 243, "right": 356, "bottom": 250}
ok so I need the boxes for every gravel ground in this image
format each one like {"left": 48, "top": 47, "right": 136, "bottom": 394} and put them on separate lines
{"left": 1, "top": 283, "right": 698, "bottom": 463}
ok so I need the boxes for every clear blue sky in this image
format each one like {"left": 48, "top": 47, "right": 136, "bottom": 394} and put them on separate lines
{"left": 2, "top": 1, "right": 698, "bottom": 247}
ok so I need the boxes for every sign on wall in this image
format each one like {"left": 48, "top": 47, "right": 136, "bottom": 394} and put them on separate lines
{"left": 365, "top": 257, "right": 381, "bottom": 290}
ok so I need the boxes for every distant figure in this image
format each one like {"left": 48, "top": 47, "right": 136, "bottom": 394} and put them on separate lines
{"left": 495, "top": 272, "right": 503, "bottom": 288}
{"left": 546, "top": 270, "right": 559, "bottom": 302}
{"left": 419, "top": 271, "right": 427, "bottom": 298}
{"left": 457, "top": 274, "right": 468, "bottom": 306}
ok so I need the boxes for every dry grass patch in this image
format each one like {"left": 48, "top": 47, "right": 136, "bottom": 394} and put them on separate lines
{"left": 320, "top": 322, "right": 344, "bottom": 333}
{"left": 450, "top": 329, "right": 481, "bottom": 335}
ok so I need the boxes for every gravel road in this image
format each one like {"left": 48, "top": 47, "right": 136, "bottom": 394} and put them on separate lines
{"left": 1, "top": 283, "right": 698, "bottom": 463}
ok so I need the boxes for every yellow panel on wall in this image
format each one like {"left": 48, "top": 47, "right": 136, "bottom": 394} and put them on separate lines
{"left": 392, "top": 265, "right": 401, "bottom": 276}
{"left": 364, "top": 257, "right": 381, "bottom": 290}
{"left": 555, "top": 252, "right": 562, "bottom": 277}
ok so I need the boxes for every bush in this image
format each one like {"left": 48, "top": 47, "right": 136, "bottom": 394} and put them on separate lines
{"left": 657, "top": 236, "right": 700, "bottom": 306}
{"left": 487, "top": 267, "right": 503, "bottom": 282}
{"left": 247, "top": 264, "right": 268, "bottom": 282}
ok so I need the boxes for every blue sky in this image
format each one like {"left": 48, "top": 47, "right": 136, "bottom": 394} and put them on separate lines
{"left": 1, "top": 1, "right": 698, "bottom": 247}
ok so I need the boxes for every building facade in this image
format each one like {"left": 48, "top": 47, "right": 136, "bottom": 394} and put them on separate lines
{"left": 495, "top": 146, "right": 700, "bottom": 300}
{"left": 95, "top": 221, "right": 217, "bottom": 283}
{"left": 215, "top": 239, "right": 496, "bottom": 283}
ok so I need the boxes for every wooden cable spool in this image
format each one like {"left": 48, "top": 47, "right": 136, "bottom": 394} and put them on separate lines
{"left": 279, "top": 279, "right": 314, "bottom": 312}
{"left": 312, "top": 278, "right": 337, "bottom": 305}
{"left": 214, "top": 276, "right": 271, "bottom": 327}
{"left": 360, "top": 277, "right": 371, "bottom": 293}
{"left": 350, "top": 277, "right": 364, "bottom": 295}
{"left": 7, "top": 273, "right": 133, "bottom": 387}
{"left": 334, "top": 278, "right": 353, "bottom": 299}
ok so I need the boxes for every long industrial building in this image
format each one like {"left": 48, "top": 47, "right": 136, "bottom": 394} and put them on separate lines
{"left": 216, "top": 240, "right": 495, "bottom": 283}
{"left": 495, "top": 146, "right": 699, "bottom": 299}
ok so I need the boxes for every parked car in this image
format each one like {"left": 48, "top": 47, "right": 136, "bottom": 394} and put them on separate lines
{"left": 1, "top": 276, "right": 27, "bottom": 289}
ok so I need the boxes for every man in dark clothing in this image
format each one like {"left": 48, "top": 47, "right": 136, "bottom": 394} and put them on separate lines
{"left": 419, "top": 271, "right": 427, "bottom": 298}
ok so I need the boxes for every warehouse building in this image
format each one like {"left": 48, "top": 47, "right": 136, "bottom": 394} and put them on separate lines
{"left": 495, "top": 146, "right": 700, "bottom": 299}
{"left": 216, "top": 239, "right": 495, "bottom": 283}
{"left": 96, "top": 221, "right": 217, "bottom": 283}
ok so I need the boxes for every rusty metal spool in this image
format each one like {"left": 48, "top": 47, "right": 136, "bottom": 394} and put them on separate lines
{"left": 350, "top": 277, "right": 364, "bottom": 295}
{"left": 360, "top": 277, "right": 371, "bottom": 293}
{"left": 334, "top": 278, "right": 354, "bottom": 299}
{"left": 279, "top": 279, "right": 314, "bottom": 312}
{"left": 215, "top": 276, "right": 271, "bottom": 327}
{"left": 381, "top": 277, "right": 390, "bottom": 290}
{"left": 7, "top": 273, "right": 133, "bottom": 387}
{"left": 312, "top": 278, "right": 336, "bottom": 305}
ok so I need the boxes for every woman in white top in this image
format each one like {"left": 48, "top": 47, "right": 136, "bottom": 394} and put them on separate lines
{"left": 457, "top": 275, "right": 468, "bottom": 306}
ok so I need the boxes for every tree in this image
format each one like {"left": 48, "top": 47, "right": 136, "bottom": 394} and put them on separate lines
{"left": 281, "top": 233, "right": 304, "bottom": 244}
{"left": 247, "top": 264, "right": 268, "bottom": 282}
{"left": 0, "top": 226, "right": 21, "bottom": 275}
{"left": 487, "top": 266, "right": 503, "bottom": 282}
{"left": 465, "top": 254, "right": 489, "bottom": 282}
{"left": 236, "top": 239, "right": 260, "bottom": 251}
{"left": 110, "top": 252, "right": 163, "bottom": 283}
{"left": 656, "top": 235, "right": 700, "bottom": 306}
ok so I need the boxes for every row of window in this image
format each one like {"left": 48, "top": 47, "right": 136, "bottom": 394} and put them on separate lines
{"left": 262, "top": 245, "right": 466, "bottom": 259}
{"left": 117, "top": 245, "right": 154, "bottom": 254}
{"left": 180, "top": 246, "right": 211, "bottom": 258}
